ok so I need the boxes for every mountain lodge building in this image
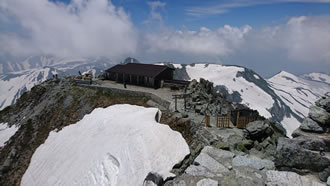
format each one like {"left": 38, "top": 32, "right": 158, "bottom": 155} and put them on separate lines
{"left": 104, "top": 63, "right": 175, "bottom": 89}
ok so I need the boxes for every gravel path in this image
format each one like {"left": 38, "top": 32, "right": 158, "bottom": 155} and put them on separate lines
{"left": 93, "top": 80, "right": 186, "bottom": 112}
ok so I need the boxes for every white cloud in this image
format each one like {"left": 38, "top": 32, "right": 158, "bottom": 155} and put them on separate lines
{"left": 143, "top": 1, "right": 166, "bottom": 25}
{"left": 0, "top": 0, "right": 137, "bottom": 59}
{"left": 186, "top": 0, "right": 330, "bottom": 17}
{"left": 282, "top": 16, "right": 330, "bottom": 63}
{"left": 144, "top": 25, "right": 251, "bottom": 58}
{"left": 251, "top": 16, "right": 330, "bottom": 64}
{"left": 142, "top": 16, "right": 330, "bottom": 66}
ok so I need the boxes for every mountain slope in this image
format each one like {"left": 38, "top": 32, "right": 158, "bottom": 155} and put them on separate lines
{"left": 0, "top": 56, "right": 116, "bottom": 110}
{"left": 300, "top": 72, "right": 330, "bottom": 85}
{"left": 0, "top": 68, "right": 54, "bottom": 110}
{"left": 267, "top": 71, "right": 329, "bottom": 134}
{"left": 170, "top": 63, "right": 330, "bottom": 137}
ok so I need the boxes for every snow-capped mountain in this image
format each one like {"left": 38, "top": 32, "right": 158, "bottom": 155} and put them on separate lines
{"left": 0, "top": 56, "right": 116, "bottom": 110}
{"left": 0, "top": 68, "right": 54, "bottom": 110}
{"left": 267, "top": 71, "right": 329, "bottom": 134}
{"left": 300, "top": 72, "right": 330, "bottom": 85}
{"left": 169, "top": 63, "right": 330, "bottom": 137}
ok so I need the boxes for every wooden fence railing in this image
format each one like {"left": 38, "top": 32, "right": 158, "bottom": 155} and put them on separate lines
{"left": 236, "top": 116, "right": 257, "bottom": 129}
{"left": 216, "top": 112, "right": 231, "bottom": 128}
{"left": 202, "top": 112, "right": 257, "bottom": 129}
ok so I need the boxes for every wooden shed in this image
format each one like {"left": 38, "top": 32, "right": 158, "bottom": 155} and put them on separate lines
{"left": 230, "top": 104, "right": 259, "bottom": 128}
{"left": 104, "top": 63, "right": 174, "bottom": 89}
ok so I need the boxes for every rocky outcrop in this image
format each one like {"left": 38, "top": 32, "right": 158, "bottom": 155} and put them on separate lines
{"left": 316, "top": 96, "right": 330, "bottom": 112}
{"left": 166, "top": 146, "right": 269, "bottom": 186}
{"left": 277, "top": 96, "right": 330, "bottom": 183}
{"left": 244, "top": 120, "right": 274, "bottom": 141}
{"left": 166, "top": 146, "right": 322, "bottom": 186}
{"left": 300, "top": 117, "right": 324, "bottom": 133}
{"left": 265, "top": 170, "right": 325, "bottom": 186}
{"left": 232, "top": 155, "right": 275, "bottom": 170}
{"left": 309, "top": 105, "right": 330, "bottom": 126}
{"left": 185, "top": 78, "right": 230, "bottom": 116}
{"left": 275, "top": 137, "right": 330, "bottom": 172}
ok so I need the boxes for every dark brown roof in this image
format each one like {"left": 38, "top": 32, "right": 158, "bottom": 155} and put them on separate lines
{"left": 106, "top": 63, "right": 173, "bottom": 78}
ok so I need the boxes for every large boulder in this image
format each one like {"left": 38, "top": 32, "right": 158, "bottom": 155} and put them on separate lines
{"left": 319, "top": 166, "right": 330, "bottom": 182}
{"left": 275, "top": 137, "right": 330, "bottom": 172}
{"left": 196, "top": 178, "right": 218, "bottom": 186}
{"left": 300, "top": 117, "right": 324, "bottom": 133}
{"left": 193, "top": 151, "right": 230, "bottom": 174}
{"left": 143, "top": 172, "right": 164, "bottom": 186}
{"left": 232, "top": 155, "right": 275, "bottom": 170}
{"left": 316, "top": 96, "right": 330, "bottom": 112}
{"left": 244, "top": 120, "right": 274, "bottom": 141}
{"left": 265, "top": 170, "right": 325, "bottom": 186}
{"left": 309, "top": 105, "right": 330, "bottom": 125}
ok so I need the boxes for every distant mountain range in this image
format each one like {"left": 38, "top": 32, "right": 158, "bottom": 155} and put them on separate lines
{"left": 1, "top": 57, "right": 329, "bottom": 136}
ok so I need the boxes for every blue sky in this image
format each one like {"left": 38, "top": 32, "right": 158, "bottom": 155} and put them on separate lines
{"left": 112, "top": 0, "right": 330, "bottom": 29}
{"left": 51, "top": 0, "right": 330, "bottom": 29}
{"left": 1, "top": 0, "right": 330, "bottom": 76}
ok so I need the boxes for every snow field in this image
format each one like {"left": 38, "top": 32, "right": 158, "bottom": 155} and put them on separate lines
{"left": 21, "top": 104, "right": 190, "bottom": 186}
{"left": 0, "top": 123, "right": 18, "bottom": 147}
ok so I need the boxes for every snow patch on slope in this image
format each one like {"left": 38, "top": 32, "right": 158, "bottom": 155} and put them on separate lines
{"left": 0, "top": 68, "right": 52, "bottom": 110}
{"left": 21, "top": 104, "right": 190, "bottom": 186}
{"left": 267, "top": 71, "right": 330, "bottom": 136}
{"left": 0, "top": 123, "right": 18, "bottom": 147}
{"left": 186, "top": 64, "right": 274, "bottom": 118}
{"left": 280, "top": 115, "right": 301, "bottom": 138}
{"left": 268, "top": 71, "right": 329, "bottom": 118}
{"left": 301, "top": 72, "right": 330, "bottom": 84}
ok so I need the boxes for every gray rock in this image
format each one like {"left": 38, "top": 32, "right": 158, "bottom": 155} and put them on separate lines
{"left": 227, "top": 134, "right": 244, "bottom": 145}
{"left": 319, "top": 167, "right": 330, "bottom": 182}
{"left": 185, "top": 165, "right": 215, "bottom": 177}
{"left": 309, "top": 105, "right": 330, "bottom": 125}
{"left": 196, "top": 178, "right": 218, "bottom": 186}
{"left": 201, "top": 146, "right": 235, "bottom": 169}
{"left": 245, "top": 120, "right": 273, "bottom": 141}
{"left": 292, "top": 128, "right": 308, "bottom": 138}
{"left": 327, "top": 176, "right": 330, "bottom": 186}
{"left": 232, "top": 155, "right": 275, "bottom": 170}
{"left": 143, "top": 172, "right": 164, "bottom": 186}
{"left": 194, "top": 151, "right": 230, "bottom": 173}
{"left": 233, "top": 166, "right": 266, "bottom": 186}
{"left": 275, "top": 137, "right": 330, "bottom": 172}
{"left": 172, "top": 180, "right": 186, "bottom": 186}
{"left": 143, "top": 181, "right": 157, "bottom": 186}
{"left": 316, "top": 96, "right": 330, "bottom": 112}
{"left": 195, "top": 105, "right": 202, "bottom": 113}
{"left": 202, "top": 146, "right": 235, "bottom": 160}
{"left": 300, "top": 117, "right": 324, "bottom": 133}
{"left": 265, "top": 170, "right": 325, "bottom": 186}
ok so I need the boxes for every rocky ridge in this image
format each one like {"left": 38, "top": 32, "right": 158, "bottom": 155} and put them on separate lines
{"left": 276, "top": 95, "right": 330, "bottom": 183}
{"left": 161, "top": 80, "right": 329, "bottom": 186}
